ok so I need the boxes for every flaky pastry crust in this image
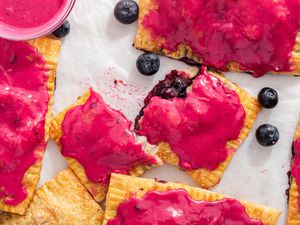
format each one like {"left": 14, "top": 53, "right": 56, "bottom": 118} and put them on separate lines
{"left": 0, "top": 37, "right": 61, "bottom": 215}
{"left": 103, "top": 173, "right": 280, "bottom": 225}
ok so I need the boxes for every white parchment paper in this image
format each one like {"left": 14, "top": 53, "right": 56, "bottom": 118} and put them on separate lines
{"left": 38, "top": 0, "right": 300, "bottom": 224}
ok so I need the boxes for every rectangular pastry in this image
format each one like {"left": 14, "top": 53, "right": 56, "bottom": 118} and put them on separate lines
{"left": 135, "top": 67, "right": 261, "bottom": 189}
{"left": 287, "top": 122, "right": 300, "bottom": 224}
{"left": 50, "top": 88, "right": 162, "bottom": 203}
{"left": 0, "top": 169, "right": 104, "bottom": 225}
{"left": 134, "top": 0, "right": 300, "bottom": 76}
{"left": 0, "top": 37, "right": 61, "bottom": 215}
{"left": 103, "top": 173, "right": 281, "bottom": 225}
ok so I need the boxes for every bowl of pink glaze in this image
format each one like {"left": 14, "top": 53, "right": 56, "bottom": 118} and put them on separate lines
{"left": 0, "top": 0, "right": 76, "bottom": 41}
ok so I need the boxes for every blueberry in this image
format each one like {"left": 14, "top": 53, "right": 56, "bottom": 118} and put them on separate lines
{"left": 161, "top": 87, "right": 179, "bottom": 99}
{"left": 256, "top": 124, "right": 279, "bottom": 147}
{"left": 136, "top": 53, "right": 160, "bottom": 76}
{"left": 173, "top": 77, "right": 186, "bottom": 89}
{"left": 53, "top": 20, "right": 70, "bottom": 38}
{"left": 258, "top": 87, "right": 278, "bottom": 109}
{"left": 145, "top": 71, "right": 192, "bottom": 103}
{"left": 114, "top": 0, "right": 139, "bottom": 24}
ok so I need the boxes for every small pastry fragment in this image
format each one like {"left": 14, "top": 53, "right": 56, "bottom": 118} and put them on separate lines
{"left": 50, "top": 88, "right": 161, "bottom": 202}
{"left": 103, "top": 173, "right": 281, "bottom": 225}
{"left": 0, "top": 37, "right": 61, "bottom": 215}
{"left": 134, "top": 0, "right": 300, "bottom": 77}
{"left": 287, "top": 122, "right": 300, "bottom": 224}
{"left": 135, "top": 67, "right": 261, "bottom": 188}
{"left": 0, "top": 169, "right": 104, "bottom": 225}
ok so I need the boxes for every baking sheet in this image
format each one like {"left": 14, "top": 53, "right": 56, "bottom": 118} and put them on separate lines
{"left": 39, "top": 0, "right": 300, "bottom": 223}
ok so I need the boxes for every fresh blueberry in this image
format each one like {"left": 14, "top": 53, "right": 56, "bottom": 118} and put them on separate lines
{"left": 53, "top": 20, "right": 70, "bottom": 38}
{"left": 258, "top": 87, "right": 278, "bottom": 109}
{"left": 136, "top": 53, "right": 160, "bottom": 76}
{"left": 256, "top": 124, "right": 279, "bottom": 147}
{"left": 114, "top": 0, "right": 139, "bottom": 24}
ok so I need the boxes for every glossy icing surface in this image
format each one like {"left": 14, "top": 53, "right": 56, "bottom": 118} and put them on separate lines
{"left": 0, "top": 39, "right": 49, "bottom": 205}
{"left": 292, "top": 138, "right": 300, "bottom": 207}
{"left": 142, "top": 0, "right": 300, "bottom": 76}
{"left": 60, "top": 89, "right": 157, "bottom": 184}
{"left": 0, "top": 0, "right": 67, "bottom": 28}
{"left": 137, "top": 68, "right": 245, "bottom": 171}
{"left": 107, "top": 189, "right": 263, "bottom": 225}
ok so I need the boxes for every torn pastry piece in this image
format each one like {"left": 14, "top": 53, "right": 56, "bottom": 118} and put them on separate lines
{"left": 103, "top": 173, "right": 280, "bottom": 225}
{"left": 0, "top": 169, "right": 104, "bottom": 225}
{"left": 0, "top": 37, "right": 61, "bottom": 215}
{"left": 287, "top": 122, "right": 300, "bottom": 224}
{"left": 135, "top": 67, "right": 261, "bottom": 189}
{"left": 134, "top": 0, "right": 300, "bottom": 77}
{"left": 50, "top": 88, "right": 161, "bottom": 202}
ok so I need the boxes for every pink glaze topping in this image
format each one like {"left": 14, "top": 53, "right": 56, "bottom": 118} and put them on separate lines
{"left": 137, "top": 68, "right": 245, "bottom": 171}
{"left": 60, "top": 89, "right": 157, "bottom": 184}
{"left": 291, "top": 138, "right": 300, "bottom": 207}
{"left": 142, "top": 0, "right": 300, "bottom": 76}
{"left": 107, "top": 189, "right": 263, "bottom": 225}
{"left": 0, "top": 39, "right": 49, "bottom": 205}
{"left": 0, "top": 0, "right": 67, "bottom": 28}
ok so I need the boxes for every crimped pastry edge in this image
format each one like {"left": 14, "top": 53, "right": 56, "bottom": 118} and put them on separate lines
{"left": 103, "top": 173, "right": 281, "bottom": 225}
{"left": 134, "top": 0, "right": 300, "bottom": 76}
{"left": 0, "top": 37, "right": 61, "bottom": 215}
{"left": 0, "top": 169, "right": 104, "bottom": 225}
{"left": 287, "top": 122, "right": 300, "bottom": 224}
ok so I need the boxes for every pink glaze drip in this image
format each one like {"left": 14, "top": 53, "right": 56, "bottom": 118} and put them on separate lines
{"left": 107, "top": 189, "right": 263, "bottom": 225}
{"left": 142, "top": 0, "right": 300, "bottom": 76}
{"left": 60, "top": 89, "right": 157, "bottom": 184}
{"left": 291, "top": 138, "right": 300, "bottom": 207}
{"left": 137, "top": 68, "right": 245, "bottom": 171}
{"left": 0, "top": 39, "right": 49, "bottom": 205}
{"left": 0, "top": 0, "right": 67, "bottom": 28}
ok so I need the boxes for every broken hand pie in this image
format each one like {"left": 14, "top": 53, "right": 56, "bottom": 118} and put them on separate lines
{"left": 50, "top": 88, "right": 161, "bottom": 202}
{"left": 135, "top": 67, "right": 261, "bottom": 188}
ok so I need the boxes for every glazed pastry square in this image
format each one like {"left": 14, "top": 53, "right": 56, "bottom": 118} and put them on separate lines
{"left": 0, "top": 169, "right": 104, "bottom": 225}
{"left": 0, "top": 37, "right": 61, "bottom": 215}
{"left": 137, "top": 68, "right": 261, "bottom": 189}
{"left": 287, "top": 122, "right": 300, "bottom": 224}
{"left": 103, "top": 173, "right": 280, "bottom": 225}
{"left": 134, "top": 0, "right": 300, "bottom": 76}
{"left": 50, "top": 88, "right": 161, "bottom": 203}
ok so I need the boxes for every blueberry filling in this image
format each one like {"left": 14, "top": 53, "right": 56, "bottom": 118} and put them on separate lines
{"left": 144, "top": 70, "right": 192, "bottom": 105}
{"left": 135, "top": 70, "right": 193, "bottom": 129}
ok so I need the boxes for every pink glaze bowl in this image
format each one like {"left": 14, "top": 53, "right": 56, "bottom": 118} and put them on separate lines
{"left": 0, "top": 0, "right": 76, "bottom": 41}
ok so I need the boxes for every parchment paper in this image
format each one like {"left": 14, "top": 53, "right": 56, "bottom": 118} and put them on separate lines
{"left": 39, "top": 0, "right": 300, "bottom": 224}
